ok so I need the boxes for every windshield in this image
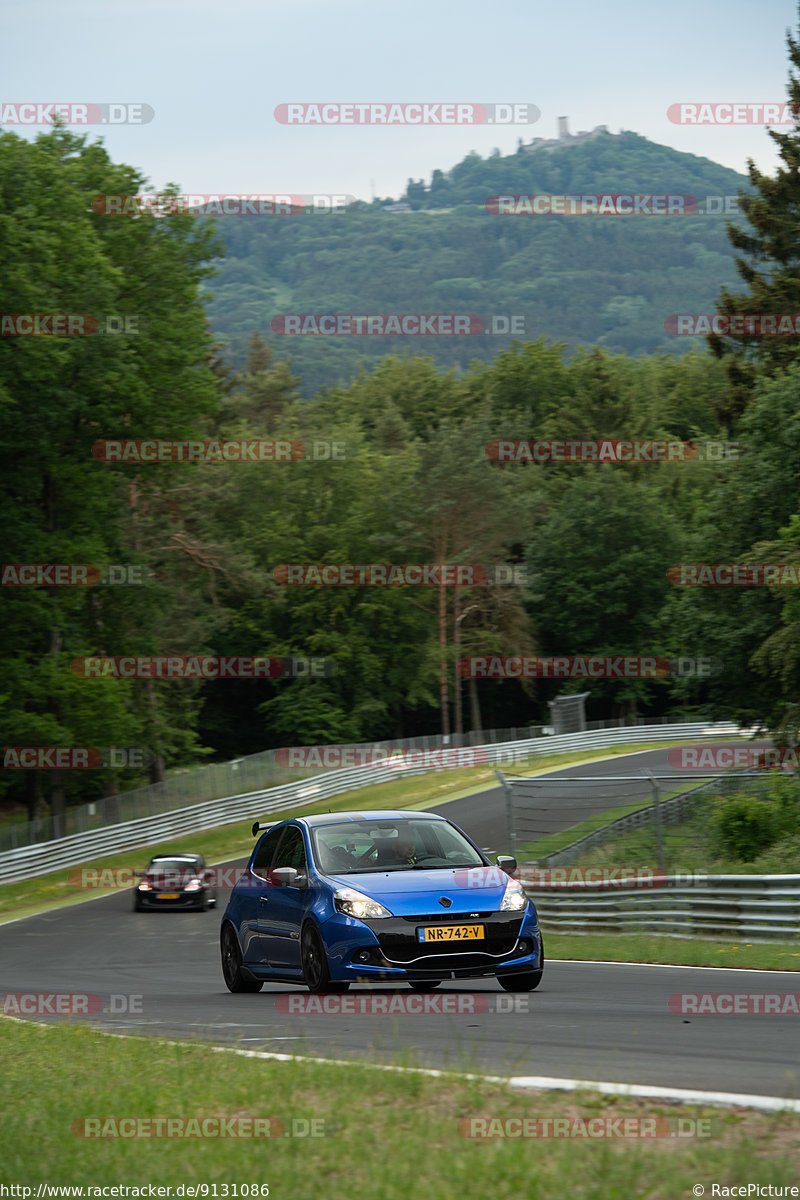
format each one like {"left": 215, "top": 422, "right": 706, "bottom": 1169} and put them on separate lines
{"left": 311, "top": 819, "right": 486, "bottom": 875}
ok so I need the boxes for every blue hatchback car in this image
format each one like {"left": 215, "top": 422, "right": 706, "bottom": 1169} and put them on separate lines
{"left": 220, "top": 810, "right": 544, "bottom": 994}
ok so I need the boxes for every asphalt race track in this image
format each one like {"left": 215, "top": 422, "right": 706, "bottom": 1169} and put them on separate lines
{"left": 2, "top": 745, "right": 798, "bottom": 1103}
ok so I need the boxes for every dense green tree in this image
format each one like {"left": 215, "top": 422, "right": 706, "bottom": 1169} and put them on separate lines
{"left": 525, "top": 472, "right": 681, "bottom": 718}
{"left": 709, "top": 6, "right": 800, "bottom": 421}
{"left": 0, "top": 127, "right": 223, "bottom": 818}
{"left": 669, "top": 367, "right": 800, "bottom": 730}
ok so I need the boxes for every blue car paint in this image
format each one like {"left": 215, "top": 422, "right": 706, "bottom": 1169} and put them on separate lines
{"left": 221, "top": 810, "right": 542, "bottom": 986}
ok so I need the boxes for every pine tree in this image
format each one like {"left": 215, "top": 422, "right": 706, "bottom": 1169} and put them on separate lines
{"left": 710, "top": 5, "right": 800, "bottom": 422}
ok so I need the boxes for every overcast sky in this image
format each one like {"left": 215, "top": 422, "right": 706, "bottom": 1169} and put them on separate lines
{"left": 3, "top": 0, "right": 798, "bottom": 200}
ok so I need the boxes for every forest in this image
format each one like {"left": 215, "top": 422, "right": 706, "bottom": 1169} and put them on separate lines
{"left": 1, "top": 78, "right": 799, "bottom": 824}
{"left": 206, "top": 129, "right": 753, "bottom": 396}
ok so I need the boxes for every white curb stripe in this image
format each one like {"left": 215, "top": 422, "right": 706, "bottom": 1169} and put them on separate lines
{"left": 506, "top": 1075, "right": 800, "bottom": 1113}
{"left": 4, "top": 1013, "right": 797, "bottom": 1113}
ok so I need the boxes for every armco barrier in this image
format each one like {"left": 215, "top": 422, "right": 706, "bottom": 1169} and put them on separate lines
{"left": 0, "top": 721, "right": 741, "bottom": 884}
{"left": 2, "top": 723, "right": 549, "bottom": 851}
{"left": 526, "top": 874, "right": 800, "bottom": 942}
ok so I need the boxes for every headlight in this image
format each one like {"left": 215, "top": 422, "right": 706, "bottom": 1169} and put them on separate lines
{"left": 499, "top": 878, "right": 527, "bottom": 911}
{"left": 137, "top": 882, "right": 152, "bottom": 892}
{"left": 184, "top": 879, "right": 202, "bottom": 892}
{"left": 334, "top": 887, "right": 393, "bottom": 919}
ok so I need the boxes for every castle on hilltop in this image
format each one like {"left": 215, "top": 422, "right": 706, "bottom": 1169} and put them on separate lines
{"left": 521, "top": 116, "right": 611, "bottom": 154}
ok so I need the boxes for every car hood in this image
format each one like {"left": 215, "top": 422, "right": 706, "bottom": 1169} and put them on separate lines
{"left": 324, "top": 865, "right": 512, "bottom": 915}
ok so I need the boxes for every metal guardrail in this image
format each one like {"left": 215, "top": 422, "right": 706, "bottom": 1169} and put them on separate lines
{"left": 0, "top": 721, "right": 741, "bottom": 884}
{"left": 0, "top": 722, "right": 552, "bottom": 852}
{"left": 526, "top": 874, "right": 800, "bottom": 942}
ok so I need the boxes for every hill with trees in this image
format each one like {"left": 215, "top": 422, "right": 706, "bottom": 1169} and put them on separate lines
{"left": 205, "top": 130, "right": 753, "bottom": 396}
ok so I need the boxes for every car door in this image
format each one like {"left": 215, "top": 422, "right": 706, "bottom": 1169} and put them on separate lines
{"left": 257, "top": 826, "right": 309, "bottom": 969}
{"left": 242, "top": 827, "right": 283, "bottom": 962}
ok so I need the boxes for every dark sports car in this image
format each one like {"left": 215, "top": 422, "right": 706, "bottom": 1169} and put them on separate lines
{"left": 133, "top": 852, "right": 216, "bottom": 912}
{"left": 220, "top": 810, "right": 543, "bottom": 993}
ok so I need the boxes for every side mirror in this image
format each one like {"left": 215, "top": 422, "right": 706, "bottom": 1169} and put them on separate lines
{"left": 134, "top": 870, "right": 145, "bottom": 879}
{"left": 271, "top": 866, "right": 307, "bottom": 889}
{"left": 496, "top": 855, "right": 517, "bottom": 875}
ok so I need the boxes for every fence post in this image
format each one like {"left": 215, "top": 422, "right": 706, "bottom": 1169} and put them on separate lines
{"left": 647, "top": 771, "right": 666, "bottom": 873}
{"left": 494, "top": 769, "right": 517, "bottom": 858}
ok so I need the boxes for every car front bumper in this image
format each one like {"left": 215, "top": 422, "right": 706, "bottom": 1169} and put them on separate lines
{"left": 134, "top": 890, "right": 213, "bottom": 909}
{"left": 319, "top": 905, "right": 542, "bottom": 981}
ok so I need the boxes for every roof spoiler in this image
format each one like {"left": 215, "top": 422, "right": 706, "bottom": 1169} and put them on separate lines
{"left": 252, "top": 821, "right": 276, "bottom": 837}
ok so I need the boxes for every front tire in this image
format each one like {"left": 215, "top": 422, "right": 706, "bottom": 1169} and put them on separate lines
{"left": 221, "top": 923, "right": 263, "bottom": 993}
{"left": 497, "top": 937, "right": 544, "bottom": 992}
{"left": 301, "top": 923, "right": 350, "bottom": 993}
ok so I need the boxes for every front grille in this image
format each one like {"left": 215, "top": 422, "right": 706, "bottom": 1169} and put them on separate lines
{"left": 364, "top": 913, "right": 524, "bottom": 965}
{"left": 379, "top": 939, "right": 517, "bottom": 963}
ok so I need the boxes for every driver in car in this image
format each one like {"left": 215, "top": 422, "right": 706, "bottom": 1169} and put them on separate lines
{"left": 374, "top": 830, "right": 420, "bottom": 867}
{"left": 395, "top": 833, "right": 418, "bottom": 866}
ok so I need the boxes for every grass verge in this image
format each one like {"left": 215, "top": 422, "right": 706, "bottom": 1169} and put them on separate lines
{"left": 512, "top": 782, "right": 716, "bottom": 862}
{"left": 543, "top": 933, "right": 800, "bottom": 971}
{"left": 2, "top": 1019, "right": 799, "bottom": 1196}
{"left": 558, "top": 801, "right": 800, "bottom": 878}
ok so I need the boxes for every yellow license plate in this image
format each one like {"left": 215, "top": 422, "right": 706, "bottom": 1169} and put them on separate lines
{"left": 417, "top": 924, "right": 484, "bottom": 942}
{"left": 157, "top": 892, "right": 180, "bottom": 899}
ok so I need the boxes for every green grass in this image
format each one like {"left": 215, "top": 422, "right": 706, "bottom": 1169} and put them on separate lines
{"left": 513, "top": 798, "right": 659, "bottom": 862}
{"left": 2, "top": 1019, "right": 800, "bottom": 1196}
{"left": 512, "top": 780, "right": 717, "bottom": 863}
{"left": 544, "top": 932, "right": 800, "bottom": 970}
{"left": 554, "top": 792, "right": 800, "bottom": 877}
